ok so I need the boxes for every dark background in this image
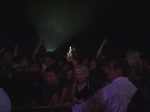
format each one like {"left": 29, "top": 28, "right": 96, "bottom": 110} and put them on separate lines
{"left": 1, "top": 0, "right": 150, "bottom": 59}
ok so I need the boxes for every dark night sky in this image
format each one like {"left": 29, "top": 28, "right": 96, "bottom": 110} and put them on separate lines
{"left": 1, "top": 0, "right": 150, "bottom": 59}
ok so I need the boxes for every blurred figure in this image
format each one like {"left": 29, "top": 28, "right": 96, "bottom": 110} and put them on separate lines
{"left": 0, "top": 87, "right": 11, "bottom": 112}
{"left": 81, "top": 57, "right": 89, "bottom": 67}
{"left": 126, "top": 50, "right": 143, "bottom": 87}
{"left": 127, "top": 80, "right": 150, "bottom": 112}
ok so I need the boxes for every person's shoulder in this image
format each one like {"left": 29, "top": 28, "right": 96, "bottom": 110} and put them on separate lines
{"left": 0, "top": 88, "right": 9, "bottom": 98}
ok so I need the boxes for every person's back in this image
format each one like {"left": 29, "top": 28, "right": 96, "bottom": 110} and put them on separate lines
{"left": 100, "top": 77, "right": 137, "bottom": 112}
{"left": 0, "top": 88, "right": 11, "bottom": 112}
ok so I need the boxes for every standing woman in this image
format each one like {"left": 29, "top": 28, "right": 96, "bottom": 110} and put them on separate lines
{"left": 126, "top": 50, "right": 143, "bottom": 87}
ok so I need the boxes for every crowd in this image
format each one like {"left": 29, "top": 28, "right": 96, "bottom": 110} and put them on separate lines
{"left": 0, "top": 38, "right": 150, "bottom": 112}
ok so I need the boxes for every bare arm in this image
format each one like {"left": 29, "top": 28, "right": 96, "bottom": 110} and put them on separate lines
{"left": 14, "top": 43, "right": 18, "bottom": 57}
{"left": 59, "top": 88, "right": 68, "bottom": 105}
{"left": 96, "top": 38, "right": 107, "bottom": 58}
{"left": 32, "top": 40, "right": 45, "bottom": 61}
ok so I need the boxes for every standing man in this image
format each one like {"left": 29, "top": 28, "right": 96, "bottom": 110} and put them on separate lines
{"left": 72, "top": 59, "right": 137, "bottom": 112}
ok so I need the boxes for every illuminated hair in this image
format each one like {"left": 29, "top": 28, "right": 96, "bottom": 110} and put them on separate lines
{"left": 75, "top": 65, "right": 89, "bottom": 81}
{"left": 126, "top": 50, "right": 142, "bottom": 66}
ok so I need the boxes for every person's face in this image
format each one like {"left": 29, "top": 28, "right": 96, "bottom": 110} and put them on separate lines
{"left": 82, "top": 58, "right": 89, "bottom": 65}
{"left": 75, "top": 69, "right": 85, "bottom": 82}
{"left": 44, "top": 58, "right": 54, "bottom": 66}
{"left": 3, "top": 52, "right": 13, "bottom": 64}
{"left": 143, "top": 61, "right": 150, "bottom": 72}
{"left": 67, "top": 70, "right": 74, "bottom": 81}
{"left": 45, "top": 71, "right": 59, "bottom": 85}
{"left": 58, "top": 60, "right": 64, "bottom": 67}
{"left": 19, "top": 57, "right": 29, "bottom": 68}
{"left": 29, "top": 63, "right": 41, "bottom": 73}
{"left": 108, "top": 61, "right": 119, "bottom": 82}
{"left": 131, "top": 53, "right": 140, "bottom": 66}
{"left": 90, "top": 60, "right": 97, "bottom": 71}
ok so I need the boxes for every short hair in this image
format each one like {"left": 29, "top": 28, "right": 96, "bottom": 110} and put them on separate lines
{"left": 45, "top": 65, "right": 60, "bottom": 76}
{"left": 113, "top": 59, "right": 130, "bottom": 77}
{"left": 75, "top": 65, "right": 89, "bottom": 81}
{"left": 44, "top": 51, "right": 55, "bottom": 59}
{"left": 29, "top": 61, "right": 42, "bottom": 70}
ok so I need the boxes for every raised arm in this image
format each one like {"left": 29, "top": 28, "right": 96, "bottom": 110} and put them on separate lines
{"left": 14, "top": 43, "right": 18, "bottom": 57}
{"left": 32, "top": 40, "right": 45, "bottom": 61}
{"left": 96, "top": 38, "right": 107, "bottom": 58}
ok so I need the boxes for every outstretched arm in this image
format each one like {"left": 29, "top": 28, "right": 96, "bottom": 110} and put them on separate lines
{"left": 14, "top": 43, "right": 18, "bottom": 57}
{"left": 32, "top": 40, "right": 45, "bottom": 61}
{"left": 96, "top": 38, "right": 107, "bottom": 58}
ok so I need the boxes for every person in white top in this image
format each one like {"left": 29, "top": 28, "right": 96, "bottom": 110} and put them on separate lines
{"left": 72, "top": 58, "right": 137, "bottom": 112}
{"left": 0, "top": 88, "right": 11, "bottom": 112}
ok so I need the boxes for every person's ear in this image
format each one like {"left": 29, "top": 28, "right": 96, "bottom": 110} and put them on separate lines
{"left": 117, "top": 69, "right": 122, "bottom": 76}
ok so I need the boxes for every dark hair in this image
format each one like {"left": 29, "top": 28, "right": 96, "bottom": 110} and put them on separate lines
{"left": 100, "top": 57, "right": 114, "bottom": 68}
{"left": 29, "top": 61, "right": 42, "bottom": 70}
{"left": 44, "top": 51, "right": 55, "bottom": 59}
{"left": 113, "top": 59, "right": 130, "bottom": 77}
{"left": 18, "top": 55, "right": 31, "bottom": 63}
{"left": 65, "top": 68, "right": 74, "bottom": 75}
{"left": 45, "top": 65, "right": 60, "bottom": 76}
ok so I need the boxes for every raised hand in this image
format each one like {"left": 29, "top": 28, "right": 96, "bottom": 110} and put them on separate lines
{"left": 102, "top": 38, "right": 107, "bottom": 45}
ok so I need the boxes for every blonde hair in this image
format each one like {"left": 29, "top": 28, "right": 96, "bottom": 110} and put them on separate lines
{"left": 126, "top": 50, "right": 143, "bottom": 71}
{"left": 70, "top": 65, "right": 89, "bottom": 100}
{"left": 75, "top": 65, "right": 89, "bottom": 81}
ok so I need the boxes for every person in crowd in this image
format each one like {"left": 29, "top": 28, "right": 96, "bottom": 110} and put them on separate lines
{"left": 126, "top": 49, "right": 143, "bottom": 87}
{"left": 89, "top": 58, "right": 100, "bottom": 72}
{"left": 127, "top": 80, "right": 150, "bottom": 112}
{"left": 0, "top": 48, "right": 15, "bottom": 92}
{"left": 9, "top": 61, "right": 45, "bottom": 108}
{"left": 81, "top": 57, "right": 89, "bottom": 68}
{"left": 72, "top": 59, "right": 137, "bottom": 112}
{"left": 56, "top": 57, "right": 67, "bottom": 71}
{"left": 98, "top": 57, "right": 112, "bottom": 86}
{"left": 16, "top": 55, "right": 31, "bottom": 72}
{"left": 42, "top": 65, "right": 68, "bottom": 107}
{"left": 7, "top": 55, "right": 31, "bottom": 107}
{"left": 44, "top": 51, "right": 56, "bottom": 67}
{"left": 0, "top": 86, "right": 11, "bottom": 112}
{"left": 88, "top": 58, "right": 102, "bottom": 96}
{"left": 64, "top": 68, "right": 76, "bottom": 101}
{"left": 67, "top": 65, "right": 91, "bottom": 107}
{"left": 139, "top": 58, "right": 150, "bottom": 85}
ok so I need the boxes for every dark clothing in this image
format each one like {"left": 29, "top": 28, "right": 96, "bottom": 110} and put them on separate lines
{"left": 75, "top": 83, "right": 90, "bottom": 101}
{"left": 127, "top": 80, "right": 150, "bottom": 112}
{"left": 42, "top": 79, "right": 68, "bottom": 104}
{"left": 0, "top": 64, "right": 15, "bottom": 92}
{"left": 89, "top": 71, "right": 105, "bottom": 96}
{"left": 140, "top": 71, "right": 150, "bottom": 85}
{"left": 9, "top": 72, "right": 45, "bottom": 107}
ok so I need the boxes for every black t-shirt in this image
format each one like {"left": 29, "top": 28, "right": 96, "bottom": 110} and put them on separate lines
{"left": 42, "top": 78, "right": 68, "bottom": 104}
{"left": 75, "top": 83, "right": 90, "bottom": 101}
